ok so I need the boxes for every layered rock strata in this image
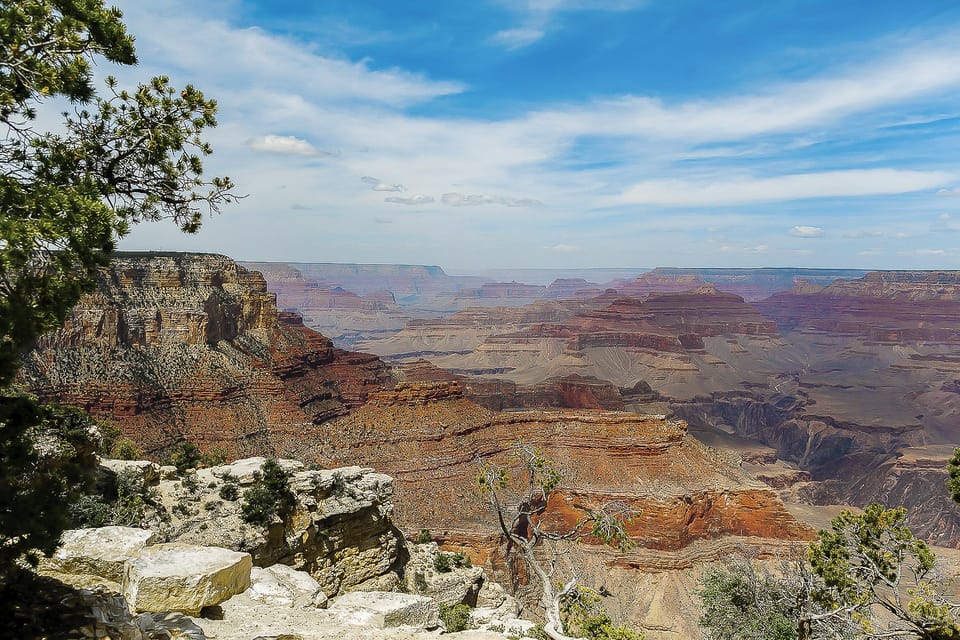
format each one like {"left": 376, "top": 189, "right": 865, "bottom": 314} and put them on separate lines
{"left": 19, "top": 253, "right": 393, "bottom": 457}
{"left": 291, "top": 393, "right": 813, "bottom": 562}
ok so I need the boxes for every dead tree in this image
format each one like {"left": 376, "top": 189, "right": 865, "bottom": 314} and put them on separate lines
{"left": 477, "top": 443, "right": 636, "bottom": 640}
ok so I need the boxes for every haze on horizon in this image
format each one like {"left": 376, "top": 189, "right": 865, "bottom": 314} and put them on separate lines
{"left": 115, "top": 0, "right": 960, "bottom": 271}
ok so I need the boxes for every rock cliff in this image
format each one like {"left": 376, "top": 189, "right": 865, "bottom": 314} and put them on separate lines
{"left": 19, "top": 253, "right": 393, "bottom": 457}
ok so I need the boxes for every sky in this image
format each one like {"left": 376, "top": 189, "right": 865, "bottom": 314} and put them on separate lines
{"left": 111, "top": 0, "right": 960, "bottom": 271}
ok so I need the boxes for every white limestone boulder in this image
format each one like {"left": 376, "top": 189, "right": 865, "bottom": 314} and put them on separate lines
{"left": 205, "top": 457, "right": 304, "bottom": 485}
{"left": 328, "top": 591, "right": 440, "bottom": 629}
{"left": 123, "top": 543, "right": 252, "bottom": 615}
{"left": 43, "top": 526, "right": 156, "bottom": 583}
{"left": 402, "top": 543, "right": 483, "bottom": 606}
{"left": 247, "top": 564, "right": 328, "bottom": 609}
{"left": 100, "top": 458, "right": 161, "bottom": 485}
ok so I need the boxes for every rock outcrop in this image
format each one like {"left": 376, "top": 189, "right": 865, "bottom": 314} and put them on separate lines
{"left": 19, "top": 253, "right": 393, "bottom": 457}
{"left": 293, "top": 396, "right": 813, "bottom": 560}
{"left": 122, "top": 544, "right": 252, "bottom": 615}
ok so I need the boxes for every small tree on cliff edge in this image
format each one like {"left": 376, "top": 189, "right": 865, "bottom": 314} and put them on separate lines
{"left": 698, "top": 504, "right": 960, "bottom": 640}
{"left": 0, "top": 0, "right": 235, "bottom": 583}
{"left": 477, "top": 443, "right": 641, "bottom": 640}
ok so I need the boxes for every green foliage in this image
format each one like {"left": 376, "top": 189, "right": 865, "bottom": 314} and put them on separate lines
{"left": 202, "top": 447, "right": 228, "bottom": 467}
{"left": 413, "top": 570, "right": 428, "bottom": 591}
{"left": 433, "top": 552, "right": 452, "bottom": 573}
{"left": 70, "top": 467, "right": 160, "bottom": 529}
{"left": 0, "top": 400, "right": 98, "bottom": 580}
{"left": 0, "top": 0, "right": 233, "bottom": 580}
{"left": 562, "top": 587, "right": 644, "bottom": 640}
{"left": 947, "top": 448, "right": 960, "bottom": 504}
{"left": 96, "top": 420, "right": 121, "bottom": 455}
{"left": 218, "top": 474, "right": 239, "bottom": 501}
{"left": 809, "top": 503, "right": 958, "bottom": 638}
{"left": 240, "top": 459, "right": 296, "bottom": 527}
{"left": 451, "top": 551, "right": 472, "bottom": 568}
{"left": 416, "top": 529, "right": 432, "bottom": 544}
{"left": 440, "top": 603, "right": 472, "bottom": 633}
{"left": 181, "top": 471, "right": 199, "bottom": 493}
{"left": 697, "top": 562, "right": 799, "bottom": 640}
{"left": 108, "top": 437, "right": 141, "bottom": 460}
{"left": 164, "top": 441, "right": 202, "bottom": 472}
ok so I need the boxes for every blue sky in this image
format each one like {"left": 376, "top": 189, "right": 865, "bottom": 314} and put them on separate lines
{"left": 115, "top": 0, "right": 960, "bottom": 270}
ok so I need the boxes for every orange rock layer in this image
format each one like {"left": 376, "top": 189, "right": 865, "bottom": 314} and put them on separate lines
{"left": 288, "top": 396, "right": 813, "bottom": 566}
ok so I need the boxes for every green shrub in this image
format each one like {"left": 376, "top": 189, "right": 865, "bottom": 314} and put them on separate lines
{"left": 433, "top": 552, "right": 451, "bottom": 573}
{"left": 201, "top": 447, "right": 227, "bottom": 467}
{"left": 241, "top": 459, "right": 295, "bottom": 526}
{"left": 414, "top": 570, "right": 428, "bottom": 591}
{"left": 164, "top": 441, "right": 202, "bottom": 472}
{"left": 416, "top": 529, "right": 432, "bottom": 544}
{"left": 108, "top": 437, "right": 142, "bottom": 460}
{"left": 218, "top": 474, "right": 239, "bottom": 501}
{"left": 451, "top": 551, "right": 472, "bottom": 568}
{"left": 562, "top": 587, "right": 643, "bottom": 640}
{"left": 440, "top": 603, "right": 472, "bottom": 633}
{"left": 69, "top": 494, "right": 112, "bottom": 528}
{"left": 181, "top": 471, "right": 199, "bottom": 493}
{"left": 96, "top": 421, "right": 122, "bottom": 456}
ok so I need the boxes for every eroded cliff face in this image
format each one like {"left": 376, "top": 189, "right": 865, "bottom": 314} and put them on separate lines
{"left": 284, "top": 389, "right": 813, "bottom": 565}
{"left": 20, "top": 253, "right": 393, "bottom": 457}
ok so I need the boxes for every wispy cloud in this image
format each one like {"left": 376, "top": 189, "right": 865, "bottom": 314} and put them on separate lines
{"left": 790, "top": 225, "right": 824, "bottom": 238}
{"left": 491, "top": 27, "right": 546, "bottom": 49}
{"left": 362, "top": 176, "right": 406, "bottom": 192}
{"left": 490, "top": 0, "right": 647, "bottom": 49}
{"left": 618, "top": 170, "right": 952, "bottom": 206}
{"left": 545, "top": 243, "right": 580, "bottom": 252}
{"left": 441, "top": 193, "right": 543, "bottom": 207}
{"left": 385, "top": 194, "right": 435, "bottom": 205}
{"left": 248, "top": 135, "right": 329, "bottom": 156}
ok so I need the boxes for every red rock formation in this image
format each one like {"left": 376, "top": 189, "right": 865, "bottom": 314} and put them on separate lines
{"left": 287, "top": 398, "right": 813, "bottom": 566}
{"left": 20, "top": 253, "right": 394, "bottom": 457}
{"left": 759, "top": 271, "right": 960, "bottom": 341}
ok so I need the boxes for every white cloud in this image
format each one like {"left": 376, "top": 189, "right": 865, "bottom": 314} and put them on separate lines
{"left": 491, "top": 27, "right": 546, "bottom": 49}
{"left": 842, "top": 230, "right": 884, "bottom": 238}
{"left": 937, "top": 187, "right": 960, "bottom": 196}
{"left": 441, "top": 193, "right": 543, "bottom": 207}
{"left": 248, "top": 135, "right": 327, "bottom": 156}
{"left": 790, "top": 225, "right": 824, "bottom": 238}
{"left": 362, "top": 176, "right": 406, "bottom": 192}
{"left": 618, "top": 169, "right": 952, "bottom": 206}
{"left": 900, "top": 248, "right": 949, "bottom": 256}
{"left": 546, "top": 243, "right": 580, "bottom": 252}
{"left": 385, "top": 194, "right": 435, "bottom": 205}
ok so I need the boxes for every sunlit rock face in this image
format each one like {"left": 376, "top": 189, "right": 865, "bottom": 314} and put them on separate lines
{"left": 20, "top": 253, "right": 393, "bottom": 457}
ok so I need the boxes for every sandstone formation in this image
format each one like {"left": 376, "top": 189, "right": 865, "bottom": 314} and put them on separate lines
{"left": 43, "top": 527, "right": 157, "bottom": 585}
{"left": 327, "top": 591, "right": 440, "bottom": 629}
{"left": 608, "top": 267, "right": 867, "bottom": 301}
{"left": 122, "top": 543, "right": 252, "bottom": 615}
{"left": 19, "top": 253, "right": 393, "bottom": 457}
{"left": 291, "top": 393, "right": 813, "bottom": 558}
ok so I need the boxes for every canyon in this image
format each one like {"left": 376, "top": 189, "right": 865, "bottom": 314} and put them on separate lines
{"left": 19, "top": 253, "right": 960, "bottom": 637}
{"left": 248, "top": 262, "right": 960, "bottom": 546}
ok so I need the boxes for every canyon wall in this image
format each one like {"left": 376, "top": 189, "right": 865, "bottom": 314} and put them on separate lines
{"left": 20, "top": 253, "right": 393, "bottom": 457}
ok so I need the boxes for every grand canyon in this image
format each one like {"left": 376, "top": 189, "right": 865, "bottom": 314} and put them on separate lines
{"left": 17, "top": 252, "right": 960, "bottom": 638}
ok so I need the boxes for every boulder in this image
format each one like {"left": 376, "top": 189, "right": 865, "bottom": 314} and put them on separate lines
{"left": 43, "top": 526, "right": 156, "bottom": 583}
{"left": 206, "top": 457, "right": 304, "bottom": 485}
{"left": 401, "top": 543, "right": 483, "bottom": 606}
{"left": 475, "top": 579, "right": 507, "bottom": 609}
{"left": 100, "top": 459, "right": 161, "bottom": 486}
{"left": 327, "top": 591, "right": 440, "bottom": 629}
{"left": 247, "top": 565, "right": 328, "bottom": 609}
{"left": 122, "top": 543, "right": 251, "bottom": 615}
